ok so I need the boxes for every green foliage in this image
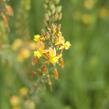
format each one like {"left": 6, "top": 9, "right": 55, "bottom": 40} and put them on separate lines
{"left": 0, "top": 0, "right": 109, "bottom": 109}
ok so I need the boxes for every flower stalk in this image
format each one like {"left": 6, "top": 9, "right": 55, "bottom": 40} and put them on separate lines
{"left": 32, "top": 0, "right": 71, "bottom": 86}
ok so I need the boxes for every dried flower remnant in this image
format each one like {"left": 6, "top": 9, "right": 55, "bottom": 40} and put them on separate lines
{"left": 32, "top": 0, "right": 71, "bottom": 86}
{"left": 0, "top": 0, "right": 13, "bottom": 28}
{"left": 42, "top": 64, "right": 47, "bottom": 74}
{"left": 53, "top": 68, "right": 59, "bottom": 80}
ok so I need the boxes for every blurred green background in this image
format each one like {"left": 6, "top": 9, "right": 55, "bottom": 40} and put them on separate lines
{"left": 0, "top": 0, "right": 109, "bottom": 109}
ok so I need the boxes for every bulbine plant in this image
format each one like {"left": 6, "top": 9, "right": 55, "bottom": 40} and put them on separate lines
{"left": 32, "top": 0, "right": 71, "bottom": 87}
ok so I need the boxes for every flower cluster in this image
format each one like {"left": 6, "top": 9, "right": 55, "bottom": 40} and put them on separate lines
{"left": 10, "top": 87, "right": 36, "bottom": 109}
{"left": 32, "top": 24, "right": 71, "bottom": 86}
{"left": 32, "top": 0, "right": 71, "bottom": 86}
{"left": 11, "top": 38, "right": 36, "bottom": 62}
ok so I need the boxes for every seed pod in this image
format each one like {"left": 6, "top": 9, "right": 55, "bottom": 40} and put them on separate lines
{"left": 42, "top": 64, "right": 47, "bottom": 74}
{"left": 32, "top": 71, "right": 35, "bottom": 79}
{"left": 5, "top": 5, "right": 13, "bottom": 16}
{"left": 47, "top": 74, "right": 52, "bottom": 86}
{"left": 53, "top": 68, "right": 59, "bottom": 80}
{"left": 60, "top": 58, "right": 64, "bottom": 68}
{"left": 2, "top": 14, "right": 8, "bottom": 27}
{"left": 37, "top": 69, "right": 42, "bottom": 77}
{"left": 32, "top": 57, "right": 38, "bottom": 65}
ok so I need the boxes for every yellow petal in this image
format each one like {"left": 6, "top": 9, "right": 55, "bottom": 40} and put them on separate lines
{"left": 64, "top": 41, "right": 71, "bottom": 50}
{"left": 49, "top": 54, "right": 62, "bottom": 64}
{"left": 49, "top": 56, "right": 58, "bottom": 64}
{"left": 34, "top": 34, "right": 40, "bottom": 42}
{"left": 49, "top": 48, "right": 56, "bottom": 57}
{"left": 34, "top": 51, "right": 42, "bottom": 58}
{"left": 55, "top": 36, "right": 65, "bottom": 45}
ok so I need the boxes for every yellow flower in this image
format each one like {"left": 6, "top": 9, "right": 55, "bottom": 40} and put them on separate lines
{"left": 33, "top": 41, "right": 45, "bottom": 59}
{"left": 19, "top": 87, "right": 29, "bottom": 96}
{"left": 55, "top": 36, "right": 65, "bottom": 45}
{"left": 34, "top": 50, "right": 42, "bottom": 58}
{"left": 10, "top": 96, "right": 20, "bottom": 107}
{"left": 49, "top": 48, "right": 56, "bottom": 57}
{"left": 84, "top": 0, "right": 95, "bottom": 10}
{"left": 48, "top": 48, "right": 62, "bottom": 64}
{"left": 64, "top": 41, "right": 71, "bottom": 50}
{"left": 35, "top": 41, "right": 45, "bottom": 50}
{"left": 17, "top": 48, "right": 30, "bottom": 62}
{"left": 34, "top": 34, "right": 40, "bottom": 42}
{"left": 29, "top": 42, "right": 36, "bottom": 50}
{"left": 59, "top": 41, "right": 71, "bottom": 50}
{"left": 99, "top": 8, "right": 108, "bottom": 18}
{"left": 49, "top": 56, "right": 59, "bottom": 64}
{"left": 81, "top": 14, "right": 92, "bottom": 25}
{"left": 11, "top": 39, "right": 23, "bottom": 50}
